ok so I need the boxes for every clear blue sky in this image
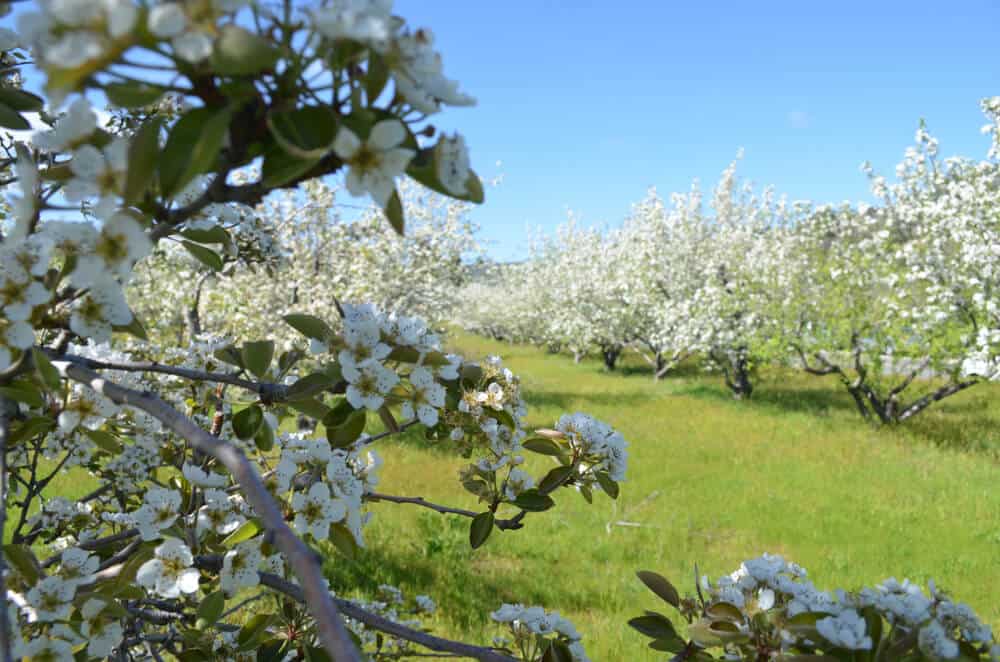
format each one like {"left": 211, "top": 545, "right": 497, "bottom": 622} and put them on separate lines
{"left": 395, "top": 0, "right": 1000, "bottom": 260}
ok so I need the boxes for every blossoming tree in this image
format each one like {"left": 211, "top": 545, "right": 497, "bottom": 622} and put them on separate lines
{"left": 0, "top": 2, "right": 628, "bottom": 660}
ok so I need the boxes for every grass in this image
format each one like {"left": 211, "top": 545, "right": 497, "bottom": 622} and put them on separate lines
{"left": 8, "top": 331, "right": 1000, "bottom": 660}
{"left": 325, "top": 332, "right": 1000, "bottom": 660}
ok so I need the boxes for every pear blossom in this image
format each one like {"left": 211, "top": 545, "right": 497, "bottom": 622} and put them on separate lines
{"left": 816, "top": 610, "right": 872, "bottom": 650}
{"left": 80, "top": 599, "right": 125, "bottom": 658}
{"left": 291, "top": 481, "right": 345, "bottom": 540}
{"left": 311, "top": 0, "right": 394, "bottom": 49}
{"left": 221, "top": 540, "right": 263, "bottom": 594}
{"left": 137, "top": 538, "right": 200, "bottom": 598}
{"left": 434, "top": 133, "right": 471, "bottom": 196}
{"left": 400, "top": 366, "right": 445, "bottom": 426}
{"left": 333, "top": 120, "right": 415, "bottom": 206}
{"left": 26, "top": 576, "right": 76, "bottom": 622}
{"left": 32, "top": 97, "right": 97, "bottom": 152}
{"left": 132, "top": 487, "right": 183, "bottom": 541}
{"left": 343, "top": 359, "right": 399, "bottom": 410}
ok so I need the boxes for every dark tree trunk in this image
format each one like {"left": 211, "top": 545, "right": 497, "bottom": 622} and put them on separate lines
{"left": 601, "top": 345, "right": 622, "bottom": 371}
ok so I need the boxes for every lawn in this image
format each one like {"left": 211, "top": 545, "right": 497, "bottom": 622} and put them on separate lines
{"left": 325, "top": 331, "right": 1000, "bottom": 660}
{"left": 7, "top": 331, "right": 1000, "bottom": 660}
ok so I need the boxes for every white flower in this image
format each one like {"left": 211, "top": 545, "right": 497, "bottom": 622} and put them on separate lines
{"left": 197, "top": 489, "right": 243, "bottom": 535}
{"left": 182, "top": 462, "right": 228, "bottom": 488}
{"left": 391, "top": 28, "right": 476, "bottom": 114}
{"left": 332, "top": 120, "right": 415, "bottom": 206}
{"left": 71, "top": 212, "right": 153, "bottom": 284}
{"left": 132, "top": 487, "right": 183, "bottom": 541}
{"left": 57, "top": 547, "right": 99, "bottom": 587}
{"left": 26, "top": 576, "right": 76, "bottom": 622}
{"left": 57, "top": 383, "right": 119, "bottom": 432}
{"left": 503, "top": 468, "right": 534, "bottom": 500}
{"left": 22, "top": 634, "right": 74, "bottom": 661}
{"left": 32, "top": 98, "right": 98, "bottom": 152}
{"left": 415, "top": 595, "right": 436, "bottom": 613}
{"left": 137, "top": 538, "right": 200, "bottom": 598}
{"left": 401, "top": 366, "right": 445, "bottom": 426}
{"left": 918, "top": 619, "right": 960, "bottom": 660}
{"left": 343, "top": 360, "right": 399, "bottom": 410}
{"left": 312, "top": 0, "right": 394, "bottom": 49}
{"left": 816, "top": 610, "right": 872, "bottom": 650}
{"left": 148, "top": 3, "right": 187, "bottom": 37}
{"left": 434, "top": 133, "right": 471, "bottom": 196}
{"left": 173, "top": 30, "right": 213, "bottom": 62}
{"left": 221, "top": 540, "right": 263, "bottom": 595}
{"left": 68, "top": 274, "right": 133, "bottom": 342}
{"left": 0, "top": 317, "right": 34, "bottom": 372}
{"left": 64, "top": 138, "right": 128, "bottom": 206}
{"left": 291, "top": 482, "right": 346, "bottom": 540}
{"left": 80, "top": 599, "right": 124, "bottom": 658}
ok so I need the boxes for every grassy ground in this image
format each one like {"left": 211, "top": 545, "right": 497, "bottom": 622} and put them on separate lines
{"left": 325, "top": 332, "right": 1000, "bottom": 660}
{"left": 7, "top": 331, "right": 1000, "bottom": 660}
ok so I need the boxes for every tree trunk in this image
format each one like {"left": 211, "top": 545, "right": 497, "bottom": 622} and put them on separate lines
{"left": 717, "top": 348, "right": 753, "bottom": 400}
{"left": 652, "top": 352, "right": 666, "bottom": 381}
{"left": 573, "top": 350, "right": 585, "bottom": 364}
{"left": 601, "top": 345, "right": 621, "bottom": 371}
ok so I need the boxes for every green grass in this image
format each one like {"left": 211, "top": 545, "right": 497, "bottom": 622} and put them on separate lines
{"left": 324, "top": 332, "right": 1000, "bottom": 660}
{"left": 8, "top": 331, "right": 1000, "bottom": 660}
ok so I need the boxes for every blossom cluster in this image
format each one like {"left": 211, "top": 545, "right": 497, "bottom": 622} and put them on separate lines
{"left": 631, "top": 554, "right": 999, "bottom": 660}
{"left": 491, "top": 603, "right": 590, "bottom": 662}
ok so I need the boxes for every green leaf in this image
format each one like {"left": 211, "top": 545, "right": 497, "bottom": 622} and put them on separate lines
{"left": 511, "top": 489, "right": 555, "bottom": 512}
{"left": 0, "top": 87, "right": 44, "bottom": 112}
{"left": 706, "top": 602, "right": 744, "bottom": 622}
{"left": 220, "top": 520, "right": 261, "bottom": 547}
{"left": 104, "top": 82, "right": 165, "bottom": 108}
{"left": 237, "top": 613, "right": 276, "bottom": 650}
{"left": 364, "top": 53, "right": 390, "bottom": 105}
{"left": 182, "top": 240, "right": 224, "bottom": 271}
{"left": 123, "top": 117, "right": 163, "bottom": 205}
{"left": 522, "top": 437, "right": 564, "bottom": 456}
{"left": 261, "top": 143, "right": 319, "bottom": 188}
{"left": 283, "top": 314, "right": 333, "bottom": 342}
{"left": 211, "top": 25, "right": 279, "bottom": 76}
{"left": 469, "top": 511, "right": 494, "bottom": 549}
{"left": 538, "top": 464, "right": 575, "bottom": 493}
{"left": 9, "top": 416, "right": 54, "bottom": 445}
{"left": 327, "top": 409, "right": 366, "bottom": 448}
{"left": 287, "top": 397, "right": 330, "bottom": 421}
{"left": 3, "top": 545, "right": 41, "bottom": 584}
{"left": 322, "top": 398, "right": 355, "bottom": 429}
{"left": 159, "top": 107, "right": 233, "bottom": 198}
{"left": 383, "top": 188, "right": 404, "bottom": 235}
{"left": 595, "top": 471, "right": 619, "bottom": 499}
{"left": 628, "top": 612, "right": 679, "bottom": 640}
{"left": 31, "top": 348, "right": 61, "bottom": 390}
{"left": 0, "top": 102, "right": 30, "bottom": 130}
{"left": 241, "top": 341, "right": 274, "bottom": 379}
{"left": 214, "top": 346, "right": 244, "bottom": 368}
{"left": 267, "top": 105, "right": 337, "bottom": 160}
{"left": 113, "top": 311, "right": 149, "bottom": 340}
{"left": 232, "top": 405, "right": 264, "bottom": 440}
{"left": 254, "top": 419, "right": 274, "bottom": 451}
{"left": 405, "top": 146, "right": 486, "bottom": 204}
{"left": 197, "top": 591, "right": 226, "bottom": 628}
{"left": 115, "top": 544, "right": 157, "bottom": 584}
{"left": 636, "top": 571, "right": 681, "bottom": 609}
{"left": 0, "top": 384, "right": 44, "bottom": 409}
{"left": 83, "top": 428, "right": 124, "bottom": 453}
{"left": 328, "top": 523, "right": 358, "bottom": 559}
{"left": 648, "top": 637, "right": 687, "bottom": 653}
{"left": 180, "top": 226, "right": 232, "bottom": 247}
{"left": 287, "top": 374, "right": 333, "bottom": 401}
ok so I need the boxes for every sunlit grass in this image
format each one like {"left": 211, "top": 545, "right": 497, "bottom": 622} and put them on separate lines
{"left": 325, "top": 331, "right": 1000, "bottom": 660}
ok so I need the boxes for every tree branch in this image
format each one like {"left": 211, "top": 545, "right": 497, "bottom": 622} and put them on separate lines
{"left": 52, "top": 361, "right": 362, "bottom": 662}
{"left": 193, "top": 555, "right": 516, "bottom": 662}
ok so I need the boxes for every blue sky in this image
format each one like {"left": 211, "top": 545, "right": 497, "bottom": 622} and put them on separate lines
{"left": 395, "top": 0, "right": 1000, "bottom": 260}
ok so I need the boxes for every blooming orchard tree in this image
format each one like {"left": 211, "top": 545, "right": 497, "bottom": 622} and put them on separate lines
{"left": 786, "top": 120, "right": 1000, "bottom": 422}
{"left": 129, "top": 177, "right": 482, "bottom": 345}
{"left": 0, "top": 2, "right": 631, "bottom": 660}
